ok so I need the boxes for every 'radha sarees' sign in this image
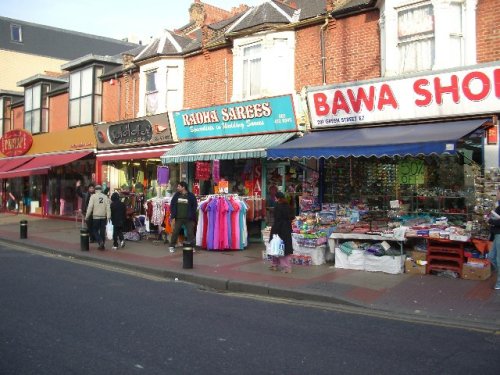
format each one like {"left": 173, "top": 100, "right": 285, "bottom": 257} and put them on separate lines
{"left": 173, "top": 95, "right": 297, "bottom": 140}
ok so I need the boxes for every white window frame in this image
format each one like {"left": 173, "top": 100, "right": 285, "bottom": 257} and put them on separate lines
{"left": 380, "top": 0, "right": 477, "bottom": 77}
{"left": 10, "top": 24, "right": 22, "bottom": 43}
{"left": 232, "top": 31, "right": 295, "bottom": 102}
{"left": 137, "top": 59, "right": 184, "bottom": 117}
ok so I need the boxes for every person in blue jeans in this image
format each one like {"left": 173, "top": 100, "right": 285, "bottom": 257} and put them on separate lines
{"left": 487, "top": 189, "right": 500, "bottom": 290}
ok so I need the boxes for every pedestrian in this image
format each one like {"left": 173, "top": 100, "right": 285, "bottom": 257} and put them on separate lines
{"left": 169, "top": 181, "right": 197, "bottom": 253}
{"left": 488, "top": 189, "right": 500, "bottom": 290}
{"left": 110, "top": 192, "right": 126, "bottom": 250}
{"left": 76, "top": 180, "right": 96, "bottom": 242}
{"left": 269, "top": 191, "right": 294, "bottom": 273}
{"left": 85, "top": 184, "right": 111, "bottom": 251}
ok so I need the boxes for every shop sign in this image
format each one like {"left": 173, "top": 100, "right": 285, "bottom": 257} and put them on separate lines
{"left": 487, "top": 125, "right": 498, "bottom": 145}
{"left": 0, "top": 129, "right": 33, "bottom": 156}
{"left": 308, "top": 63, "right": 500, "bottom": 128}
{"left": 398, "top": 160, "right": 425, "bottom": 185}
{"left": 94, "top": 113, "right": 172, "bottom": 149}
{"left": 173, "top": 95, "right": 297, "bottom": 140}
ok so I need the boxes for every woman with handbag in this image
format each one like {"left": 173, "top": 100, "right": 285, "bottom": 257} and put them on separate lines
{"left": 269, "top": 192, "right": 294, "bottom": 273}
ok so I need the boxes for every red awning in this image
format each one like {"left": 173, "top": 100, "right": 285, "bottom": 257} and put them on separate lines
{"left": 0, "top": 151, "right": 92, "bottom": 179}
{"left": 96, "top": 147, "right": 173, "bottom": 162}
{"left": 0, "top": 156, "right": 33, "bottom": 172}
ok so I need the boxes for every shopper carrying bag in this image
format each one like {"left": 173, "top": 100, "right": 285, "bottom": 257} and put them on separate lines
{"left": 268, "top": 192, "right": 294, "bottom": 273}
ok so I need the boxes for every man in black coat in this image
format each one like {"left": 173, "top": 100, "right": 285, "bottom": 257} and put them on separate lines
{"left": 76, "top": 180, "right": 96, "bottom": 242}
{"left": 169, "top": 181, "right": 197, "bottom": 253}
{"left": 110, "top": 192, "right": 126, "bottom": 250}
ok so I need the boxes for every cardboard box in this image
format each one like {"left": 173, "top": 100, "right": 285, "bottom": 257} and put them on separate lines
{"left": 34, "top": 207, "right": 43, "bottom": 214}
{"left": 462, "top": 263, "right": 491, "bottom": 281}
{"left": 410, "top": 250, "right": 427, "bottom": 261}
{"left": 405, "top": 258, "right": 426, "bottom": 275}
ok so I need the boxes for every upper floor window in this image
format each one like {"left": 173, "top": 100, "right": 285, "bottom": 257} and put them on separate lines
{"left": 242, "top": 43, "right": 262, "bottom": 98}
{"left": 397, "top": 2, "right": 434, "bottom": 73}
{"left": 10, "top": 24, "right": 22, "bottom": 43}
{"left": 165, "top": 66, "right": 181, "bottom": 111}
{"left": 69, "top": 66, "right": 103, "bottom": 126}
{"left": 145, "top": 70, "right": 158, "bottom": 115}
{"left": 233, "top": 31, "right": 295, "bottom": 101}
{"left": 381, "top": 0, "right": 474, "bottom": 76}
{"left": 0, "top": 97, "right": 12, "bottom": 135}
{"left": 25, "top": 84, "right": 49, "bottom": 134}
{"left": 138, "top": 60, "right": 185, "bottom": 117}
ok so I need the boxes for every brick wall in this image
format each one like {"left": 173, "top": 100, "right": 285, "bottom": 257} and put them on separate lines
{"left": 102, "top": 71, "right": 140, "bottom": 122}
{"left": 49, "top": 93, "right": 68, "bottom": 131}
{"left": 295, "top": 10, "right": 381, "bottom": 90}
{"left": 184, "top": 48, "right": 233, "bottom": 108}
{"left": 11, "top": 106, "right": 23, "bottom": 130}
{"left": 476, "top": 0, "right": 500, "bottom": 63}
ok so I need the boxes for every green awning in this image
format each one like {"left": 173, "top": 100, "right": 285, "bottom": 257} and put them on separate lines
{"left": 161, "top": 133, "right": 296, "bottom": 163}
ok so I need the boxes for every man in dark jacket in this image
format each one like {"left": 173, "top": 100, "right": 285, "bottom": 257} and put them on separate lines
{"left": 169, "top": 181, "right": 197, "bottom": 253}
{"left": 76, "top": 180, "right": 96, "bottom": 242}
{"left": 110, "top": 192, "right": 126, "bottom": 250}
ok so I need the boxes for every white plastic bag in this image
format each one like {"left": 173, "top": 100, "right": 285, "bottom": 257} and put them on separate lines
{"left": 106, "top": 220, "right": 113, "bottom": 240}
{"left": 268, "top": 234, "right": 284, "bottom": 257}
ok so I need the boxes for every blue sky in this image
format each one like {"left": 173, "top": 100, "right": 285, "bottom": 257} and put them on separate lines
{"left": 1, "top": 0, "right": 264, "bottom": 44}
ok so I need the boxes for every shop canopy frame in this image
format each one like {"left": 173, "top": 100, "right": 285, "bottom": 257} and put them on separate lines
{"left": 161, "top": 133, "right": 297, "bottom": 164}
{"left": 0, "top": 156, "right": 34, "bottom": 173}
{"left": 0, "top": 150, "right": 93, "bottom": 179}
{"left": 266, "top": 119, "right": 488, "bottom": 159}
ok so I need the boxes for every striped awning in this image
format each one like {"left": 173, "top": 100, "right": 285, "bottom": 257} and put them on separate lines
{"left": 161, "top": 133, "right": 296, "bottom": 163}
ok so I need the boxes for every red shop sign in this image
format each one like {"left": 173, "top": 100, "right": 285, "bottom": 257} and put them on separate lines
{"left": 0, "top": 129, "right": 33, "bottom": 156}
{"left": 487, "top": 125, "right": 498, "bottom": 145}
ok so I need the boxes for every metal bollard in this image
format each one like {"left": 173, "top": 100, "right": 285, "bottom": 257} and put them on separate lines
{"left": 182, "top": 242, "right": 194, "bottom": 269}
{"left": 20, "top": 220, "right": 28, "bottom": 239}
{"left": 80, "top": 228, "right": 89, "bottom": 251}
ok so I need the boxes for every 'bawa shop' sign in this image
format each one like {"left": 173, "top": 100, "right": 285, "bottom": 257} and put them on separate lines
{"left": 307, "top": 63, "right": 500, "bottom": 128}
{"left": 0, "top": 129, "right": 33, "bottom": 156}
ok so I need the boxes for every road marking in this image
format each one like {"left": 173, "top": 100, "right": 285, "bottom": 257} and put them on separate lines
{"left": 218, "top": 291, "right": 500, "bottom": 334}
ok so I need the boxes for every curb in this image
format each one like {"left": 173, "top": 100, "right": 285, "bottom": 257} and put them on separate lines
{"left": 2, "top": 238, "right": 499, "bottom": 333}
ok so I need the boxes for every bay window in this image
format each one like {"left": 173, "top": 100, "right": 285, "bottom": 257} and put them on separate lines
{"left": 232, "top": 31, "right": 295, "bottom": 101}
{"left": 381, "top": 0, "right": 475, "bottom": 76}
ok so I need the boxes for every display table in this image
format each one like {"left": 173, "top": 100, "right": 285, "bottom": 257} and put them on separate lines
{"left": 292, "top": 245, "right": 326, "bottom": 265}
{"left": 329, "top": 233, "right": 405, "bottom": 274}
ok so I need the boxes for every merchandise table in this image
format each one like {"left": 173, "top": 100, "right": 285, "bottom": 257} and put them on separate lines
{"left": 329, "top": 233, "right": 405, "bottom": 272}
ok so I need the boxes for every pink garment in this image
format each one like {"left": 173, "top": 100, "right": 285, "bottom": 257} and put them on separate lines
{"left": 218, "top": 197, "right": 229, "bottom": 249}
{"left": 230, "top": 198, "right": 240, "bottom": 249}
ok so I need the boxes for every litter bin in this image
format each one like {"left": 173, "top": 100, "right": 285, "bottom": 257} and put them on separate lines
{"left": 80, "top": 228, "right": 89, "bottom": 251}
{"left": 182, "top": 242, "right": 194, "bottom": 269}
{"left": 20, "top": 220, "right": 28, "bottom": 239}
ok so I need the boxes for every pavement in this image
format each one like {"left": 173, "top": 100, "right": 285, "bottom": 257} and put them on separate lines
{"left": 1, "top": 213, "right": 499, "bottom": 332}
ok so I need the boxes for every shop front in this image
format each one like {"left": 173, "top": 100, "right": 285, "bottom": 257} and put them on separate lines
{"left": 161, "top": 95, "right": 300, "bottom": 249}
{"left": 266, "top": 63, "right": 500, "bottom": 276}
{"left": 94, "top": 113, "right": 177, "bottom": 221}
{"left": 0, "top": 127, "right": 95, "bottom": 217}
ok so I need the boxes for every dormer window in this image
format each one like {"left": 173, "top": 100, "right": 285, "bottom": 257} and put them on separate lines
{"left": 69, "top": 66, "right": 103, "bottom": 126}
{"left": 25, "top": 84, "right": 49, "bottom": 134}
{"left": 10, "top": 24, "right": 22, "bottom": 43}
